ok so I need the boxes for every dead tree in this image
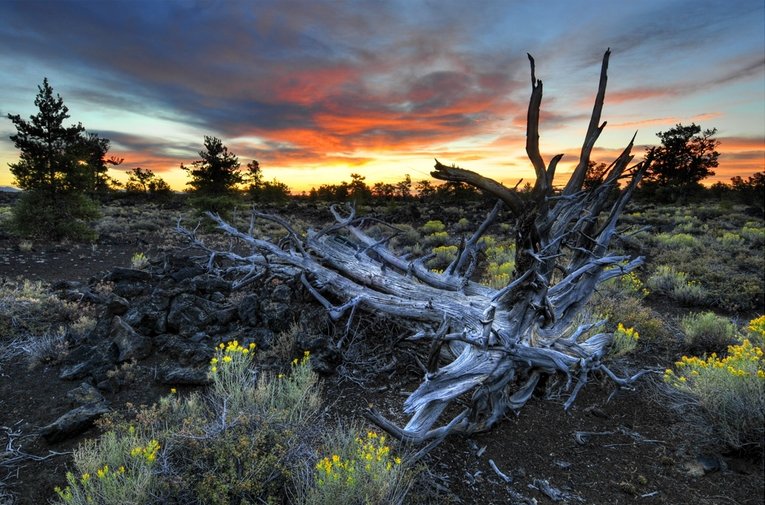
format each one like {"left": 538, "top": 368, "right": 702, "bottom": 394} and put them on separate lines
{"left": 182, "top": 49, "right": 652, "bottom": 447}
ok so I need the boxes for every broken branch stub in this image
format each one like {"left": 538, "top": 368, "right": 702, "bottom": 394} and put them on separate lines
{"left": 181, "top": 50, "right": 651, "bottom": 446}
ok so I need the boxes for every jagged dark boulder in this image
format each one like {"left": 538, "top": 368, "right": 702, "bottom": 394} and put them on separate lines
{"left": 158, "top": 366, "right": 211, "bottom": 386}
{"left": 104, "top": 267, "right": 152, "bottom": 283}
{"left": 66, "top": 382, "right": 106, "bottom": 406}
{"left": 237, "top": 293, "right": 261, "bottom": 326}
{"left": 166, "top": 293, "right": 220, "bottom": 336}
{"left": 109, "top": 316, "right": 152, "bottom": 362}
{"left": 39, "top": 402, "right": 110, "bottom": 443}
{"left": 106, "top": 294, "right": 130, "bottom": 316}
{"left": 59, "top": 345, "right": 113, "bottom": 381}
{"left": 155, "top": 334, "right": 211, "bottom": 365}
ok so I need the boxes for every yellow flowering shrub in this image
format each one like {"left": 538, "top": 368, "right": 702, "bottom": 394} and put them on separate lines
{"left": 664, "top": 338, "right": 765, "bottom": 449}
{"left": 746, "top": 315, "right": 765, "bottom": 347}
{"left": 601, "top": 270, "right": 649, "bottom": 299}
{"left": 209, "top": 340, "right": 257, "bottom": 412}
{"left": 609, "top": 323, "right": 639, "bottom": 357}
{"left": 54, "top": 339, "right": 325, "bottom": 504}
{"left": 480, "top": 240, "right": 516, "bottom": 289}
{"left": 254, "top": 350, "right": 321, "bottom": 424}
{"left": 302, "top": 430, "right": 410, "bottom": 505}
{"left": 53, "top": 430, "right": 158, "bottom": 505}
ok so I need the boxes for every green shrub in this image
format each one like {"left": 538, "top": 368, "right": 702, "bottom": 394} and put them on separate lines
{"left": 589, "top": 295, "right": 666, "bottom": 343}
{"left": 12, "top": 190, "right": 99, "bottom": 241}
{"left": 717, "top": 231, "right": 746, "bottom": 248}
{"left": 190, "top": 194, "right": 240, "bottom": 218}
{"left": 130, "top": 252, "right": 149, "bottom": 270}
{"left": 253, "top": 351, "right": 322, "bottom": 425}
{"left": 663, "top": 339, "right": 765, "bottom": 451}
{"left": 646, "top": 265, "right": 708, "bottom": 306}
{"left": 420, "top": 220, "right": 445, "bottom": 234}
{"left": 654, "top": 232, "right": 698, "bottom": 249}
{"left": 453, "top": 217, "right": 472, "bottom": 233}
{"left": 0, "top": 280, "right": 88, "bottom": 343}
{"left": 681, "top": 312, "right": 737, "bottom": 353}
{"left": 427, "top": 245, "right": 458, "bottom": 272}
{"left": 740, "top": 222, "right": 765, "bottom": 247}
{"left": 669, "top": 280, "right": 709, "bottom": 306}
{"left": 53, "top": 429, "right": 159, "bottom": 504}
{"left": 390, "top": 224, "right": 420, "bottom": 249}
{"left": 298, "top": 428, "right": 412, "bottom": 505}
{"left": 423, "top": 230, "right": 449, "bottom": 248}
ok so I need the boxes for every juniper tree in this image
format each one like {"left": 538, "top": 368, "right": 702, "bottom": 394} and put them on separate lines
{"left": 643, "top": 123, "right": 719, "bottom": 200}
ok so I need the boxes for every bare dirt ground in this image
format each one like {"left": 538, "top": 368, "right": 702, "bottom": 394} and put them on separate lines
{"left": 0, "top": 199, "right": 762, "bottom": 505}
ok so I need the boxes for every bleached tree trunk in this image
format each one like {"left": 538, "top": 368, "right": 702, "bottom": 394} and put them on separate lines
{"left": 181, "top": 49, "right": 652, "bottom": 447}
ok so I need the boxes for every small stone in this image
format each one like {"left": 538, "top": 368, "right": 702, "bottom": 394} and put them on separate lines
{"left": 66, "top": 382, "right": 105, "bottom": 405}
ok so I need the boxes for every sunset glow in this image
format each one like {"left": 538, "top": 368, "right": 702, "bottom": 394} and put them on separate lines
{"left": 1, "top": 0, "right": 762, "bottom": 193}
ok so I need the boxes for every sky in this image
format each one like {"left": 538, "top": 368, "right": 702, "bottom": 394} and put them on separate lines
{"left": 0, "top": 0, "right": 763, "bottom": 193}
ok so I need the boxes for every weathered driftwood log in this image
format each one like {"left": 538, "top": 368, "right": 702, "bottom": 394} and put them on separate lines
{"left": 180, "top": 49, "right": 652, "bottom": 447}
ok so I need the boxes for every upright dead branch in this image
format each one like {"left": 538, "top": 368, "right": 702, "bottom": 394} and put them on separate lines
{"left": 180, "top": 50, "right": 652, "bottom": 449}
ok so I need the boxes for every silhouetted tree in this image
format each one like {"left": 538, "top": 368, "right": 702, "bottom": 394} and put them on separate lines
{"left": 125, "top": 167, "right": 170, "bottom": 195}
{"left": 348, "top": 173, "right": 372, "bottom": 203}
{"left": 395, "top": 174, "right": 412, "bottom": 199}
{"left": 6, "top": 78, "right": 107, "bottom": 239}
{"left": 242, "top": 159, "right": 290, "bottom": 203}
{"left": 583, "top": 161, "right": 609, "bottom": 191}
{"left": 372, "top": 181, "right": 395, "bottom": 200}
{"left": 77, "top": 132, "right": 123, "bottom": 196}
{"left": 244, "top": 160, "right": 263, "bottom": 192}
{"left": 730, "top": 171, "right": 765, "bottom": 212}
{"left": 415, "top": 179, "right": 435, "bottom": 201}
{"left": 643, "top": 123, "right": 719, "bottom": 197}
{"left": 435, "top": 180, "right": 481, "bottom": 202}
{"left": 182, "top": 136, "right": 243, "bottom": 196}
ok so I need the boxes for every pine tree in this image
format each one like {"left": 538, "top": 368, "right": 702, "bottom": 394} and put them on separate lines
{"left": 8, "top": 78, "right": 86, "bottom": 193}
{"left": 6, "top": 78, "right": 105, "bottom": 239}
{"left": 181, "top": 136, "right": 243, "bottom": 196}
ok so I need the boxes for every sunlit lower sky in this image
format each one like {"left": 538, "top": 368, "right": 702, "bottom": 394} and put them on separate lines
{"left": 1, "top": 0, "right": 763, "bottom": 192}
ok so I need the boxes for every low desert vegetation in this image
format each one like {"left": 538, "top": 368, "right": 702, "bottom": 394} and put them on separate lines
{"left": 0, "top": 280, "right": 94, "bottom": 367}
{"left": 663, "top": 318, "right": 765, "bottom": 452}
{"left": 51, "top": 341, "right": 414, "bottom": 505}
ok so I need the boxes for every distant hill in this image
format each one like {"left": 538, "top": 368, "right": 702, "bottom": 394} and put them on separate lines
{"left": 0, "top": 186, "right": 20, "bottom": 192}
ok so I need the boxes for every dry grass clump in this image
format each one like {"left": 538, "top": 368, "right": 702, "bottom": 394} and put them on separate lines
{"left": 0, "top": 280, "right": 95, "bottom": 368}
